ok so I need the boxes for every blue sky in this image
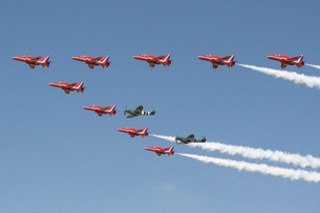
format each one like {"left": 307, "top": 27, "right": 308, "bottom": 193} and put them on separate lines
{"left": 1, "top": 0, "right": 320, "bottom": 212}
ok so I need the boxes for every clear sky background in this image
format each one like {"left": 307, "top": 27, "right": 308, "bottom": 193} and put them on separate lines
{"left": 1, "top": 0, "right": 320, "bottom": 212}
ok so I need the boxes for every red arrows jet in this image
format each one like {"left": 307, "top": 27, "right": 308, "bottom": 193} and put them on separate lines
{"left": 267, "top": 54, "right": 305, "bottom": 68}
{"left": 117, "top": 127, "right": 148, "bottom": 137}
{"left": 145, "top": 146, "right": 174, "bottom": 156}
{"left": 49, "top": 81, "right": 85, "bottom": 94}
{"left": 72, "top": 55, "right": 111, "bottom": 69}
{"left": 198, "top": 54, "right": 236, "bottom": 69}
{"left": 83, "top": 105, "right": 116, "bottom": 116}
{"left": 12, "top": 55, "right": 50, "bottom": 69}
{"left": 133, "top": 54, "right": 171, "bottom": 68}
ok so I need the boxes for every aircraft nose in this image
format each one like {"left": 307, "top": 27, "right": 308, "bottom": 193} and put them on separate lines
{"left": 12, "top": 56, "right": 19, "bottom": 60}
{"left": 72, "top": 56, "right": 81, "bottom": 60}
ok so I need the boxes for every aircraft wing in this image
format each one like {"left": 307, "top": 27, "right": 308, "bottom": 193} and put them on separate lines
{"left": 148, "top": 57, "right": 162, "bottom": 63}
{"left": 126, "top": 114, "right": 137, "bottom": 118}
{"left": 220, "top": 56, "right": 232, "bottom": 61}
{"left": 28, "top": 57, "right": 42, "bottom": 63}
{"left": 175, "top": 137, "right": 188, "bottom": 144}
{"left": 133, "top": 105, "right": 143, "bottom": 114}
{"left": 125, "top": 109, "right": 139, "bottom": 118}
{"left": 154, "top": 55, "right": 166, "bottom": 59}
{"left": 62, "top": 83, "right": 76, "bottom": 89}
{"left": 286, "top": 56, "right": 301, "bottom": 62}
{"left": 136, "top": 105, "right": 143, "bottom": 110}
{"left": 187, "top": 134, "right": 195, "bottom": 140}
{"left": 91, "top": 57, "right": 102, "bottom": 62}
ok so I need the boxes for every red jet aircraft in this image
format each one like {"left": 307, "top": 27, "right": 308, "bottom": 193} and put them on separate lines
{"left": 12, "top": 55, "right": 50, "bottom": 69}
{"left": 267, "top": 54, "right": 305, "bottom": 68}
{"left": 144, "top": 146, "right": 174, "bottom": 156}
{"left": 49, "top": 81, "right": 85, "bottom": 94}
{"left": 117, "top": 127, "right": 148, "bottom": 137}
{"left": 198, "top": 54, "right": 236, "bottom": 69}
{"left": 83, "top": 105, "right": 116, "bottom": 116}
{"left": 133, "top": 54, "right": 171, "bottom": 68}
{"left": 72, "top": 55, "right": 111, "bottom": 69}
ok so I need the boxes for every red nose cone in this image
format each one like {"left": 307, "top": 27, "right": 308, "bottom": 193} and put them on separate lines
{"left": 72, "top": 57, "right": 83, "bottom": 61}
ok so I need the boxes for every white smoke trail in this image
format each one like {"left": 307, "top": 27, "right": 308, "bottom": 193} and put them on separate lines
{"left": 152, "top": 134, "right": 320, "bottom": 169}
{"left": 188, "top": 142, "right": 320, "bottom": 169}
{"left": 238, "top": 64, "right": 320, "bottom": 89}
{"left": 150, "top": 134, "right": 176, "bottom": 142}
{"left": 306, "top": 64, "right": 320, "bottom": 70}
{"left": 178, "top": 153, "right": 320, "bottom": 183}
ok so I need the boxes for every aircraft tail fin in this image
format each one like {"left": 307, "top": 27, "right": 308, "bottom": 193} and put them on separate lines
{"left": 227, "top": 54, "right": 236, "bottom": 67}
{"left": 201, "top": 137, "right": 207, "bottom": 142}
{"left": 228, "top": 54, "right": 235, "bottom": 62}
{"left": 160, "top": 54, "right": 171, "bottom": 65}
{"left": 297, "top": 55, "right": 305, "bottom": 67}
{"left": 108, "top": 105, "right": 116, "bottom": 115}
{"left": 108, "top": 105, "right": 116, "bottom": 111}
{"left": 168, "top": 146, "right": 174, "bottom": 152}
{"left": 99, "top": 55, "right": 110, "bottom": 63}
{"left": 75, "top": 81, "right": 85, "bottom": 92}
{"left": 99, "top": 55, "right": 110, "bottom": 68}
{"left": 286, "top": 55, "right": 305, "bottom": 67}
{"left": 38, "top": 55, "right": 50, "bottom": 65}
{"left": 141, "top": 127, "right": 148, "bottom": 134}
{"left": 150, "top": 110, "right": 156, "bottom": 115}
{"left": 288, "top": 55, "right": 304, "bottom": 62}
